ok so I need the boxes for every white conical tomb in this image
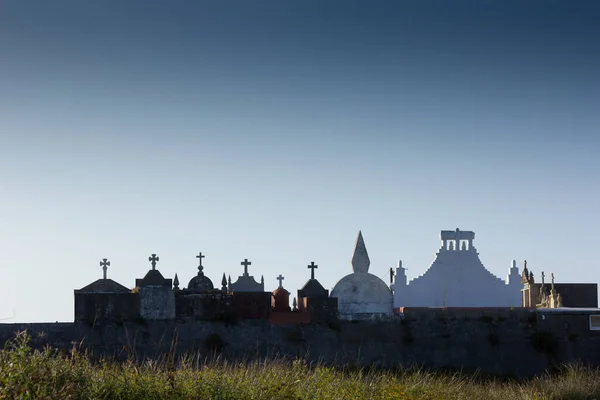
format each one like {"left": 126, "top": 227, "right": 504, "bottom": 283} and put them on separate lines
{"left": 331, "top": 230, "right": 392, "bottom": 317}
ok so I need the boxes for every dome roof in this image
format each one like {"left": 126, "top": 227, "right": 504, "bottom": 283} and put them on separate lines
{"left": 187, "top": 274, "right": 214, "bottom": 292}
{"left": 331, "top": 272, "right": 393, "bottom": 314}
{"left": 272, "top": 287, "right": 290, "bottom": 297}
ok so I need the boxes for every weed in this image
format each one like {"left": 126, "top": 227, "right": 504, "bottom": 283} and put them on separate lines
{"left": 1, "top": 331, "right": 600, "bottom": 399}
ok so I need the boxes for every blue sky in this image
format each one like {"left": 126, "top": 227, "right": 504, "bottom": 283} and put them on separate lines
{"left": 1, "top": 1, "right": 599, "bottom": 322}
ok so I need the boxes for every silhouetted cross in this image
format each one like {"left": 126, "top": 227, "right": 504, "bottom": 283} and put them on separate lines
{"left": 308, "top": 261, "right": 318, "bottom": 280}
{"left": 149, "top": 254, "right": 159, "bottom": 270}
{"left": 196, "top": 252, "right": 205, "bottom": 273}
{"left": 276, "top": 274, "right": 284, "bottom": 288}
{"left": 100, "top": 258, "right": 110, "bottom": 279}
{"left": 241, "top": 258, "right": 251, "bottom": 275}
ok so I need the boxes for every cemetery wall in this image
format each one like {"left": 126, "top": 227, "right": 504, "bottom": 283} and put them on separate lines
{"left": 2, "top": 308, "right": 600, "bottom": 377}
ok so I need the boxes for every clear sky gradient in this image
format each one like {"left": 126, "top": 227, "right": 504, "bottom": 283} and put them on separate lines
{"left": 1, "top": 1, "right": 599, "bottom": 322}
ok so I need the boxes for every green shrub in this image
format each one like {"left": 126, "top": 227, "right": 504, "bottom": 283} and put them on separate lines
{"left": 1, "top": 331, "right": 600, "bottom": 399}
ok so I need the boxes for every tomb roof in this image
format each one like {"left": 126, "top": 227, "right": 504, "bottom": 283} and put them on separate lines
{"left": 75, "top": 279, "right": 130, "bottom": 294}
{"left": 75, "top": 258, "right": 131, "bottom": 293}
{"left": 187, "top": 252, "right": 214, "bottom": 292}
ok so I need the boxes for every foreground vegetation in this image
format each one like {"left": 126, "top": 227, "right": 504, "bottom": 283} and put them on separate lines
{"left": 1, "top": 332, "right": 600, "bottom": 399}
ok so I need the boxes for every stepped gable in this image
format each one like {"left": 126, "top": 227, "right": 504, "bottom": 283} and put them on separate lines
{"left": 414, "top": 229, "right": 505, "bottom": 285}
{"left": 393, "top": 228, "right": 522, "bottom": 308}
{"left": 186, "top": 252, "right": 214, "bottom": 292}
{"left": 330, "top": 231, "right": 393, "bottom": 316}
{"left": 229, "top": 258, "right": 264, "bottom": 293}
{"left": 298, "top": 261, "right": 329, "bottom": 298}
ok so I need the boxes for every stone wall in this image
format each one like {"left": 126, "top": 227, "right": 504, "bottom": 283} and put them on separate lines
{"left": 175, "top": 291, "right": 233, "bottom": 321}
{"left": 74, "top": 292, "right": 140, "bottom": 323}
{"left": 139, "top": 286, "right": 175, "bottom": 320}
{"left": 2, "top": 308, "right": 600, "bottom": 377}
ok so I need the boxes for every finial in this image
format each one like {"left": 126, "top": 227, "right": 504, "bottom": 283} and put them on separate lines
{"left": 551, "top": 272, "right": 555, "bottom": 289}
{"left": 221, "top": 273, "right": 227, "bottom": 291}
{"left": 228, "top": 275, "right": 232, "bottom": 284}
{"left": 292, "top": 297, "right": 298, "bottom": 311}
{"left": 352, "top": 230, "right": 370, "bottom": 273}
{"left": 261, "top": 275, "right": 264, "bottom": 284}
{"left": 389, "top": 267, "right": 394, "bottom": 284}
{"left": 100, "top": 258, "right": 110, "bottom": 280}
{"left": 196, "top": 252, "right": 205, "bottom": 275}
{"left": 173, "top": 273, "right": 180, "bottom": 291}
{"left": 149, "top": 254, "right": 159, "bottom": 270}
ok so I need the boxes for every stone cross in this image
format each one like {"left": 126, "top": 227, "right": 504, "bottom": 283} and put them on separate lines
{"left": 100, "top": 258, "right": 110, "bottom": 279}
{"left": 196, "top": 252, "right": 205, "bottom": 274}
{"left": 241, "top": 259, "right": 251, "bottom": 276}
{"left": 149, "top": 254, "right": 159, "bottom": 270}
{"left": 308, "top": 261, "right": 318, "bottom": 280}
{"left": 276, "top": 274, "right": 284, "bottom": 288}
{"left": 541, "top": 271, "right": 545, "bottom": 285}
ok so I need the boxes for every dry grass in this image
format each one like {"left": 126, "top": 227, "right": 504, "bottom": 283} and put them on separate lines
{"left": 1, "top": 331, "right": 599, "bottom": 399}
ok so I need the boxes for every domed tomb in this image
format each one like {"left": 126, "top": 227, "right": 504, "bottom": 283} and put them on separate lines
{"left": 330, "top": 231, "right": 393, "bottom": 316}
{"left": 187, "top": 252, "right": 214, "bottom": 292}
{"left": 272, "top": 274, "right": 291, "bottom": 312}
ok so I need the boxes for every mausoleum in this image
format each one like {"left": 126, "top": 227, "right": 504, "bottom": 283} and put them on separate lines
{"left": 330, "top": 231, "right": 393, "bottom": 318}
{"left": 392, "top": 229, "right": 522, "bottom": 308}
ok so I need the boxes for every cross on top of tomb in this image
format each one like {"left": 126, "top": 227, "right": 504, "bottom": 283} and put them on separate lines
{"left": 100, "top": 258, "right": 110, "bottom": 279}
{"left": 241, "top": 258, "right": 251, "bottom": 276}
{"left": 149, "top": 254, "right": 159, "bottom": 270}
{"left": 196, "top": 252, "right": 205, "bottom": 274}
{"left": 308, "top": 261, "right": 318, "bottom": 279}
{"left": 276, "top": 274, "right": 285, "bottom": 288}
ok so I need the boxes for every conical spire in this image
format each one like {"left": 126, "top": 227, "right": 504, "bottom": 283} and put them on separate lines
{"left": 173, "top": 273, "right": 180, "bottom": 291}
{"left": 351, "top": 230, "right": 370, "bottom": 273}
{"left": 221, "top": 273, "right": 227, "bottom": 292}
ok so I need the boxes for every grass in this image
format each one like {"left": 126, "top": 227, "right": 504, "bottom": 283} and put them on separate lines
{"left": 1, "top": 331, "right": 600, "bottom": 399}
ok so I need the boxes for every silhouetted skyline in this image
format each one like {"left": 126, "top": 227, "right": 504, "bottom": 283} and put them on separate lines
{"left": 1, "top": 0, "right": 599, "bottom": 322}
